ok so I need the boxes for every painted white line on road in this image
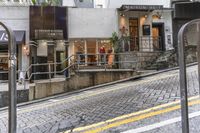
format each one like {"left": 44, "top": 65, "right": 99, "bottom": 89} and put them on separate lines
{"left": 122, "top": 111, "right": 200, "bottom": 133}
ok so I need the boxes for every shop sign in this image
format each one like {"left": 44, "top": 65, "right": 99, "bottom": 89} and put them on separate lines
{"left": 121, "top": 5, "right": 163, "bottom": 11}
{"left": 0, "top": 32, "right": 8, "bottom": 41}
{"left": 143, "top": 25, "right": 151, "bottom": 36}
{"left": 35, "top": 29, "right": 63, "bottom": 40}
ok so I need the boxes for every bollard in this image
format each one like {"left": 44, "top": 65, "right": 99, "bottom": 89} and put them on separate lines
{"left": 0, "top": 22, "right": 17, "bottom": 133}
{"left": 178, "top": 18, "right": 200, "bottom": 133}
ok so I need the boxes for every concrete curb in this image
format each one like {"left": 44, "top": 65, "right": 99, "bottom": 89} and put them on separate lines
{"left": 0, "top": 62, "right": 197, "bottom": 112}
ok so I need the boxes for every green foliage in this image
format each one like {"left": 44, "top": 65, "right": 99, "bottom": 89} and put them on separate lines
{"left": 110, "top": 32, "right": 120, "bottom": 53}
{"left": 47, "top": 0, "right": 62, "bottom": 6}
{"left": 32, "top": 0, "right": 62, "bottom": 6}
{"left": 110, "top": 32, "right": 130, "bottom": 53}
{"left": 31, "top": 0, "right": 37, "bottom": 5}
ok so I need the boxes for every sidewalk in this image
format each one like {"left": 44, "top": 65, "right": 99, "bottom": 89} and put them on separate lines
{"left": 0, "top": 82, "right": 29, "bottom": 91}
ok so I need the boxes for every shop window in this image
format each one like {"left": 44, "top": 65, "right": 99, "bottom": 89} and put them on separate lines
{"left": 97, "top": 40, "right": 112, "bottom": 54}
{"left": 74, "top": 40, "right": 85, "bottom": 64}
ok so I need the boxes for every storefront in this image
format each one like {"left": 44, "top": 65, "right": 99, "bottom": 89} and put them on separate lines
{"left": 118, "top": 5, "right": 173, "bottom": 52}
{"left": 0, "top": 31, "right": 25, "bottom": 80}
{"left": 69, "top": 39, "right": 112, "bottom": 65}
{"left": 29, "top": 6, "right": 68, "bottom": 79}
{"left": 68, "top": 8, "right": 118, "bottom": 66}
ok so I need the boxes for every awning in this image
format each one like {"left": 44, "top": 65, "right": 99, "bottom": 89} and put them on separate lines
{"left": 119, "top": 5, "right": 164, "bottom": 11}
{"left": 0, "top": 31, "right": 25, "bottom": 44}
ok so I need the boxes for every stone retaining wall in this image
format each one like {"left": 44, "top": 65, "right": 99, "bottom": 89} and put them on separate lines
{"left": 119, "top": 52, "right": 161, "bottom": 69}
{"left": 0, "top": 90, "right": 29, "bottom": 108}
{"left": 29, "top": 70, "right": 137, "bottom": 100}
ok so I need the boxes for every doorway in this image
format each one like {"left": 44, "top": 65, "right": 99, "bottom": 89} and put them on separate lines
{"left": 87, "top": 40, "right": 96, "bottom": 65}
{"left": 129, "top": 18, "right": 139, "bottom": 51}
{"left": 56, "top": 51, "right": 66, "bottom": 72}
{"left": 152, "top": 23, "right": 165, "bottom": 51}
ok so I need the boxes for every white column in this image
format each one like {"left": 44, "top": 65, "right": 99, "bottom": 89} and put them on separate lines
{"left": 96, "top": 39, "right": 99, "bottom": 65}
{"left": 84, "top": 40, "right": 87, "bottom": 66}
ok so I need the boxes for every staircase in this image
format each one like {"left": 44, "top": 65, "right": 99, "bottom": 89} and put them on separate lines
{"left": 144, "top": 50, "right": 177, "bottom": 70}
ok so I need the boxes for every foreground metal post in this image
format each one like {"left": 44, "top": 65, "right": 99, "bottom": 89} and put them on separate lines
{"left": 0, "top": 22, "right": 17, "bottom": 133}
{"left": 178, "top": 19, "right": 200, "bottom": 133}
{"left": 197, "top": 23, "right": 200, "bottom": 96}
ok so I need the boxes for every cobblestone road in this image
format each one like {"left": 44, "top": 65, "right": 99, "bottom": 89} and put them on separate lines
{"left": 0, "top": 65, "right": 199, "bottom": 133}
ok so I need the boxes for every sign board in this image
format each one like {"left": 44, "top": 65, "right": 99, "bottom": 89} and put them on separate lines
{"left": 0, "top": 32, "right": 8, "bottom": 41}
{"left": 120, "top": 5, "right": 163, "bottom": 11}
{"left": 0, "top": 31, "right": 25, "bottom": 44}
{"left": 35, "top": 29, "right": 63, "bottom": 40}
{"left": 30, "top": 6, "right": 68, "bottom": 40}
{"left": 143, "top": 25, "right": 151, "bottom": 36}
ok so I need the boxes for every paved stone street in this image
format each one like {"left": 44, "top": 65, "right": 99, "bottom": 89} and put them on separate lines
{"left": 0, "top": 65, "right": 199, "bottom": 133}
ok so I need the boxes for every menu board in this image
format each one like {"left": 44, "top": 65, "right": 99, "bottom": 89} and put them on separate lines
{"left": 143, "top": 25, "right": 150, "bottom": 36}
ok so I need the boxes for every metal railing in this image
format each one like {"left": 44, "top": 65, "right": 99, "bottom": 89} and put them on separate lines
{"left": 121, "top": 36, "right": 162, "bottom": 52}
{"left": 0, "top": 51, "right": 169, "bottom": 82}
{"left": 19, "top": 53, "right": 140, "bottom": 82}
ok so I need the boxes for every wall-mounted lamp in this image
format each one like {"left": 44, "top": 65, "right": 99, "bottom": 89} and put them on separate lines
{"left": 153, "top": 11, "right": 163, "bottom": 19}
{"left": 144, "top": 14, "right": 148, "bottom": 18}
{"left": 23, "top": 45, "right": 29, "bottom": 56}
{"left": 120, "top": 13, "right": 125, "bottom": 17}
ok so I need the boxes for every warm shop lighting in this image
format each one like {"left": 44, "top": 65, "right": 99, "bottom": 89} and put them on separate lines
{"left": 23, "top": 45, "right": 29, "bottom": 55}
{"left": 120, "top": 13, "right": 125, "bottom": 17}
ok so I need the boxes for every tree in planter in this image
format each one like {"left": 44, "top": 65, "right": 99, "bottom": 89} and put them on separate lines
{"left": 31, "top": 0, "right": 37, "bottom": 5}
{"left": 109, "top": 32, "right": 121, "bottom": 68}
{"left": 110, "top": 32, "right": 130, "bottom": 68}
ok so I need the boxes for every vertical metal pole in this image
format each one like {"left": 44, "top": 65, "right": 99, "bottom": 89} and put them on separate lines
{"left": 178, "top": 23, "right": 190, "bottom": 133}
{"left": 104, "top": 53, "right": 106, "bottom": 70}
{"left": 78, "top": 55, "right": 80, "bottom": 70}
{"left": 197, "top": 23, "right": 200, "bottom": 96}
{"left": 48, "top": 64, "right": 51, "bottom": 81}
{"left": 9, "top": 28, "right": 17, "bottom": 133}
{"left": 0, "top": 22, "right": 17, "bottom": 133}
{"left": 54, "top": 46, "right": 56, "bottom": 77}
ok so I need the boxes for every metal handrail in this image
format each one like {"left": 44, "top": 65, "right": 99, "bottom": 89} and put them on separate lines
{"left": 0, "top": 52, "right": 166, "bottom": 82}
{"left": 22, "top": 53, "right": 139, "bottom": 81}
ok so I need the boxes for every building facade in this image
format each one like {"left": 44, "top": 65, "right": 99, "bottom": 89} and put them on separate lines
{"left": 63, "top": 0, "right": 94, "bottom": 8}
{"left": 0, "top": 5, "right": 29, "bottom": 80}
{"left": 118, "top": 5, "right": 173, "bottom": 52}
{"left": 29, "top": 6, "right": 68, "bottom": 79}
{"left": 68, "top": 8, "right": 118, "bottom": 65}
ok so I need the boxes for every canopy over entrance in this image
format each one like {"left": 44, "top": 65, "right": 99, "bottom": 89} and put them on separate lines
{"left": 0, "top": 31, "right": 25, "bottom": 44}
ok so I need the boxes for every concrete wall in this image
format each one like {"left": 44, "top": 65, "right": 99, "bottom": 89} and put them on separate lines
{"left": 63, "top": 0, "right": 94, "bottom": 7}
{"left": 62, "top": 0, "right": 75, "bottom": 7}
{"left": 68, "top": 8, "right": 118, "bottom": 38}
{"left": 29, "top": 70, "right": 137, "bottom": 100}
{"left": 0, "top": 6, "right": 29, "bottom": 71}
{"left": 0, "top": 89, "right": 29, "bottom": 108}
{"left": 105, "top": 0, "right": 171, "bottom": 8}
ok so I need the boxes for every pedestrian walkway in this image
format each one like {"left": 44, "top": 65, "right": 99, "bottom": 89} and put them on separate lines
{"left": 0, "top": 82, "right": 28, "bottom": 92}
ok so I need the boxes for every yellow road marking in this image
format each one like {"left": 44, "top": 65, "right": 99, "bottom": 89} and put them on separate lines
{"left": 63, "top": 95, "right": 200, "bottom": 133}
{"left": 82, "top": 99, "right": 200, "bottom": 133}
